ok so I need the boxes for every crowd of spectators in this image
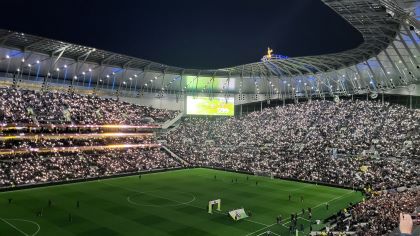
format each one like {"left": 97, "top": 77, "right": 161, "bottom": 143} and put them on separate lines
{"left": 0, "top": 147, "right": 181, "bottom": 187}
{"left": 0, "top": 135, "right": 154, "bottom": 149}
{"left": 0, "top": 87, "right": 418, "bottom": 235}
{"left": 164, "top": 99, "right": 419, "bottom": 235}
{"left": 0, "top": 88, "right": 178, "bottom": 125}
{"left": 165, "top": 100, "right": 419, "bottom": 190}
{"left": 334, "top": 190, "right": 419, "bottom": 235}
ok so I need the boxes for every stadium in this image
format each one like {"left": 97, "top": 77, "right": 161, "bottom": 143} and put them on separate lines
{"left": 0, "top": 0, "right": 419, "bottom": 235}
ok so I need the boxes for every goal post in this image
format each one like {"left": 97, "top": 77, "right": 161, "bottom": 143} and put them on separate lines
{"left": 254, "top": 170, "right": 274, "bottom": 179}
{"left": 208, "top": 199, "right": 221, "bottom": 214}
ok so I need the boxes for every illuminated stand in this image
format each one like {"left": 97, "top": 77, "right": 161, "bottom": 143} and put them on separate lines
{"left": 208, "top": 199, "right": 221, "bottom": 214}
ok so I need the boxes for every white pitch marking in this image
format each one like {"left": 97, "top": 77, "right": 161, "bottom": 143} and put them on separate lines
{"left": 102, "top": 181, "right": 271, "bottom": 228}
{"left": 248, "top": 190, "right": 357, "bottom": 235}
{"left": 0, "top": 218, "right": 28, "bottom": 236}
{"left": 0, "top": 218, "right": 41, "bottom": 236}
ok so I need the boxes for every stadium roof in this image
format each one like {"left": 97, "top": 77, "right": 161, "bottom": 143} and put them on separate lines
{"left": 0, "top": 0, "right": 419, "bottom": 97}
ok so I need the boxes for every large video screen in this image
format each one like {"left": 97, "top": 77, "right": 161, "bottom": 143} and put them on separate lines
{"left": 186, "top": 96, "right": 234, "bottom": 116}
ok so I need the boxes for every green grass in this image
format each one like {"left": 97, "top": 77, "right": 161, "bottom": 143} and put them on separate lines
{"left": 0, "top": 168, "right": 363, "bottom": 236}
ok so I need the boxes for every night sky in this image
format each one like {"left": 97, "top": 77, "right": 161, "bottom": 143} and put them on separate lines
{"left": 0, "top": 0, "right": 363, "bottom": 69}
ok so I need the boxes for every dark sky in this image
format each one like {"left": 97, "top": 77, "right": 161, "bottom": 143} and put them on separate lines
{"left": 0, "top": 0, "right": 363, "bottom": 69}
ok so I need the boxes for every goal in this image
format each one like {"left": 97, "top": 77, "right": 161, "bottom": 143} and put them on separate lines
{"left": 208, "top": 199, "right": 221, "bottom": 214}
{"left": 254, "top": 170, "right": 274, "bottom": 179}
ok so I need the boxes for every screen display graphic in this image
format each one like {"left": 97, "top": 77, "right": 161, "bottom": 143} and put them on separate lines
{"left": 186, "top": 96, "right": 234, "bottom": 116}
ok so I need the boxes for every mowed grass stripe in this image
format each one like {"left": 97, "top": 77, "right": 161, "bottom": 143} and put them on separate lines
{"left": 0, "top": 168, "right": 362, "bottom": 236}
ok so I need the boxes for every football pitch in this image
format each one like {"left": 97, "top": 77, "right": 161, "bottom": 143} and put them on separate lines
{"left": 0, "top": 168, "right": 363, "bottom": 236}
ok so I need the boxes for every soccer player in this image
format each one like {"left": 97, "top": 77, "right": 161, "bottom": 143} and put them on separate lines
{"left": 235, "top": 178, "right": 237, "bottom": 183}
{"left": 48, "top": 199, "right": 52, "bottom": 207}
{"left": 326, "top": 202, "right": 329, "bottom": 210}
{"left": 68, "top": 213, "right": 72, "bottom": 222}
{"left": 288, "top": 193, "right": 291, "bottom": 201}
{"left": 76, "top": 200, "right": 80, "bottom": 208}
{"left": 300, "top": 195, "right": 304, "bottom": 203}
{"left": 214, "top": 175, "right": 216, "bottom": 180}
{"left": 246, "top": 176, "right": 249, "bottom": 181}
{"left": 8, "top": 198, "right": 12, "bottom": 204}
{"left": 139, "top": 174, "right": 142, "bottom": 180}
{"left": 302, "top": 208, "right": 305, "bottom": 215}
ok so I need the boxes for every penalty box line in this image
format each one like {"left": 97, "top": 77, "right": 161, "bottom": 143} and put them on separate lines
{"left": 281, "top": 191, "right": 356, "bottom": 227}
{"left": 247, "top": 191, "right": 356, "bottom": 236}
{"left": 0, "top": 218, "right": 29, "bottom": 236}
{"left": 100, "top": 181, "right": 271, "bottom": 228}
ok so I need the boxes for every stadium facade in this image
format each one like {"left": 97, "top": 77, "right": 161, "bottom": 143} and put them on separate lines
{"left": 0, "top": 0, "right": 419, "bottom": 112}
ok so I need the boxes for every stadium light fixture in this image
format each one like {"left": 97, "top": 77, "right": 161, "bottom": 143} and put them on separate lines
{"left": 6, "top": 55, "right": 10, "bottom": 59}
{"left": 56, "top": 68, "right": 60, "bottom": 71}
{"left": 64, "top": 64, "right": 67, "bottom": 68}
{"left": 21, "top": 58, "right": 25, "bottom": 62}
{"left": 74, "top": 76, "right": 78, "bottom": 80}
{"left": 28, "top": 64, "right": 31, "bottom": 67}
{"left": 36, "top": 60, "right": 40, "bottom": 64}
{"left": 129, "top": 77, "right": 132, "bottom": 80}
{"left": 82, "top": 72, "right": 86, "bottom": 75}
{"left": 144, "top": 84, "right": 148, "bottom": 86}
{"left": 89, "top": 68, "right": 92, "bottom": 72}
{"left": 134, "top": 74, "right": 138, "bottom": 77}
{"left": 123, "top": 81, "right": 126, "bottom": 85}
{"left": 17, "top": 68, "right": 20, "bottom": 72}
{"left": 106, "top": 75, "right": 110, "bottom": 78}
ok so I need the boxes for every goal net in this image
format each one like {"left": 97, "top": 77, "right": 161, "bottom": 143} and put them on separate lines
{"left": 253, "top": 170, "right": 274, "bottom": 179}
{"left": 208, "top": 199, "right": 221, "bottom": 214}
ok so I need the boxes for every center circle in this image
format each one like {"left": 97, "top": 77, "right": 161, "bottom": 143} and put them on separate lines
{"left": 127, "top": 190, "right": 196, "bottom": 207}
